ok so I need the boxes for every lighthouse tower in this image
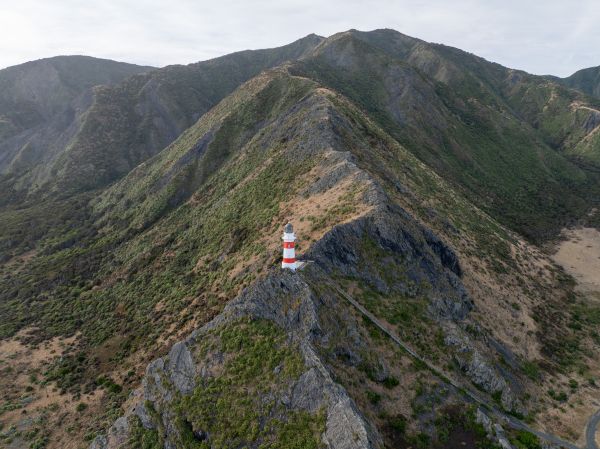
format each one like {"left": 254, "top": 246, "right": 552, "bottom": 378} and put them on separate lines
{"left": 281, "top": 223, "right": 297, "bottom": 271}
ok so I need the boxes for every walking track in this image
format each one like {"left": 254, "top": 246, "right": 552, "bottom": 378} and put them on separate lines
{"left": 302, "top": 265, "right": 600, "bottom": 449}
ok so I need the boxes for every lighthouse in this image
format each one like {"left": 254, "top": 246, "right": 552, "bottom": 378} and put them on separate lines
{"left": 281, "top": 223, "right": 297, "bottom": 271}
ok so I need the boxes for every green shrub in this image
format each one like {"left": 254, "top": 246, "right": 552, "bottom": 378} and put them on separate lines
{"left": 75, "top": 402, "right": 88, "bottom": 412}
{"left": 366, "top": 391, "right": 381, "bottom": 405}
{"left": 382, "top": 376, "right": 400, "bottom": 389}
{"left": 512, "top": 430, "right": 541, "bottom": 449}
{"left": 388, "top": 415, "right": 407, "bottom": 434}
{"left": 521, "top": 360, "right": 540, "bottom": 381}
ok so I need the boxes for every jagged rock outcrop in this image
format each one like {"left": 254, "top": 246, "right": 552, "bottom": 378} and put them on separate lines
{"left": 476, "top": 409, "right": 514, "bottom": 449}
{"left": 92, "top": 270, "right": 381, "bottom": 449}
{"left": 89, "top": 417, "right": 130, "bottom": 449}
{"left": 306, "top": 205, "right": 473, "bottom": 322}
{"left": 445, "top": 328, "right": 525, "bottom": 415}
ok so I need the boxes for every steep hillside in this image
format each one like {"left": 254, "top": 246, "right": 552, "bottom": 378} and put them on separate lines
{"left": 0, "top": 35, "right": 323, "bottom": 203}
{"left": 0, "top": 55, "right": 153, "bottom": 141}
{"left": 1, "top": 30, "right": 600, "bottom": 449}
{"left": 0, "top": 56, "right": 154, "bottom": 188}
{"left": 1, "top": 65, "right": 598, "bottom": 449}
{"left": 291, "top": 29, "right": 600, "bottom": 240}
{"left": 558, "top": 66, "right": 600, "bottom": 99}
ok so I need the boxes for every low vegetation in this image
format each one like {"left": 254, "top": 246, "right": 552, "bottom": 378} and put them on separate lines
{"left": 130, "top": 318, "right": 325, "bottom": 449}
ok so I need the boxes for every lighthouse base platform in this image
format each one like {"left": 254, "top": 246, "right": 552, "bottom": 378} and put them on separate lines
{"left": 295, "top": 260, "right": 309, "bottom": 271}
{"left": 281, "top": 260, "right": 311, "bottom": 271}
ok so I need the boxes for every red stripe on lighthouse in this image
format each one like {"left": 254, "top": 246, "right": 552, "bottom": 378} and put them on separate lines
{"left": 283, "top": 242, "right": 295, "bottom": 248}
{"left": 282, "top": 257, "right": 296, "bottom": 263}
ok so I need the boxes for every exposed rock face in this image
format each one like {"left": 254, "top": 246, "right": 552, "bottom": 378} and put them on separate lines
{"left": 445, "top": 328, "right": 525, "bottom": 415}
{"left": 476, "top": 409, "right": 514, "bottom": 449}
{"left": 89, "top": 417, "right": 129, "bottom": 449}
{"left": 92, "top": 192, "right": 526, "bottom": 449}
{"left": 93, "top": 270, "right": 381, "bottom": 449}
{"left": 306, "top": 205, "right": 473, "bottom": 322}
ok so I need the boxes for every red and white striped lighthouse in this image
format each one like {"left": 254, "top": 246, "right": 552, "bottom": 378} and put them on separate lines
{"left": 281, "top": 222, "right": 297, "bottom": 271}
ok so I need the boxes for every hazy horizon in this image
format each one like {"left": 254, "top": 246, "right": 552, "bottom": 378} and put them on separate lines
{"left": 1, "top": 0, "right": 599, "bottom": 77}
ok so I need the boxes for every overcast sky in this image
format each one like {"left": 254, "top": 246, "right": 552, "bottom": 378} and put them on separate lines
{"left": 0, "top": 0, "right": 598, "bottom": 77}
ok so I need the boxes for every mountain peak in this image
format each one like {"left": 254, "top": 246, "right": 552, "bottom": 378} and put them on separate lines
{"left": 559, "top": 64, "right": 600, "bottom": 98}
{"left": 1, "top": 28, "right": 600, "bottom": 449}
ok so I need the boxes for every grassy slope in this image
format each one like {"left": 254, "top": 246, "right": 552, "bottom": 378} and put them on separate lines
{"left": 0, "top": 35, "right": 323, "bottom": 201}
{"left": 1, "top": 32, "right": 599, "bottom": 448}
{"left": 293, "top": 30, "right": 599, "bottom": 241}
{"left": 0, "top": 70, "right": 318, "bottom": 339}
{"left": 0, "top": 68, "right": 589, "bottom": 447}
{"left": 0, "top": 35, "right": 324, "bottom": 260}
{"left": 0, "top": 71, "right": 355, "bottom": 447}
{"left": 557, "top": 65, "right": 600, "bottom": 99}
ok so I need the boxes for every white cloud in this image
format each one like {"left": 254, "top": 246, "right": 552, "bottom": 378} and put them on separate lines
{"left": 0, "top": 0, "right": 598, "bottom": 76}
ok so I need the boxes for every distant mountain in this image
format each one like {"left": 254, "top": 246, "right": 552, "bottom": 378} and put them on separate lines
{"left": 558, "top": 65, "right": 600, "bottom": 99}
{"left": 291, "top": 29, "right": 600, "bottom": 239}
{"left": 0, "top": 55, "right": 154, "bottom": 137}
{"left": 0, "top": 56, "right": 154, "bottom": 203}
{"left": 0, "top": 35, "right": 323, "bottom": 203}
{"left": 0, "top": 30, "right": 599, "bottom": 449}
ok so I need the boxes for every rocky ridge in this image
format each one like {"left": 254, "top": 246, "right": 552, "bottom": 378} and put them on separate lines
{"left": 91, "top": 180, "right": 525, "bottom": 448}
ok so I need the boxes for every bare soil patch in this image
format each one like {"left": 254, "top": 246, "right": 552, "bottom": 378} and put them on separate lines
{"left": 552, "top": 227, "right": 600, "bottom": 294}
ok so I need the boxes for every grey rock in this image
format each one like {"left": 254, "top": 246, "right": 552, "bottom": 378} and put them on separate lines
{"left": 291, "top": 368, "right": 327, "bottom": 412}
{"left": 445, "top": 327, "right": 525, "bottom": 415}
{"left": 498, "top": 437, "right": 514, "bottom": 449}
{"left": 89, "top": 435, "right": 108, "bottom": 449}
{"left": 370, "top": 358, "right": 390, "bottom": 383}
{"left": 333, "top": 345, "right": 362, "bottom": 366}
{"left": 90, "top": 417, "right": 129, "bottom": 449}
{"left": 166, "top": 341, "right": 196, "bottom": 395}
{"left": 476, "top": 408, "right": 493, "bottom": 435}
{"left": 323, "top": 394, "right": 373, "bottom": 449}
{"left": 133, "top": 400, "right": 153, "bottom": 430}
{"left": 493, "top": 423, "right": 515, "bottom": 449}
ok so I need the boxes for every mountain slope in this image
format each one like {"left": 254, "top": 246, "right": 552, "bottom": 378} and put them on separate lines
{"left": 0, "top": 30, "right": 599, "bottom": 449}
{"left": 559, "top": 65, "right": 600, "bottom": 99}
{"left": 0, "top": 55, "right": 153, "bottom": 140}
{"left": 0, "top": 35, "right": 323, "bottom": 203}
{"left": 91, "top": 69, "right": 599, "bottom": 449}
{"left": 0, "top": 56, "right": 154, "bottom": 188}
{"left": 1, "top": 66, "right": 597, "bottom": 449}
{"left": 0, "top": 35, "right": 324, "bottom": 263}
{"left": 290, "top": 29, "right": 600, "bottom": 240}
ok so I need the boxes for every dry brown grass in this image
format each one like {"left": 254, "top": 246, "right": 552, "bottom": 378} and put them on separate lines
{"left": 0, "top": 329, "right": 104, "bottom": 449}
{"left": 552, "top": 227, "right": 600, "bottom": 294}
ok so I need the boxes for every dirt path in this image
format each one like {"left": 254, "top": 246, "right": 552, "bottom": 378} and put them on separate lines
{"left": 302, "top": 264, "right": 585, "bottom": 449}
{"left": 586, "top": 409, "right": 600, "bottom": 449}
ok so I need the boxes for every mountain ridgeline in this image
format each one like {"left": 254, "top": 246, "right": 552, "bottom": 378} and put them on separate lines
{"left": 1, "top": 29, "right": 600, "bottom": 449}
{"left": 555, "top": 65, "right": 600, "bottom": 99}
{"left": 0, "top": 35, "right": 323, "bottom": 202}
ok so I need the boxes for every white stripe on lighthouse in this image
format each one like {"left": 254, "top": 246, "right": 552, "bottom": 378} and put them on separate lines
{"left": 282, "top": 223, "right": 297, "bottom": 271}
